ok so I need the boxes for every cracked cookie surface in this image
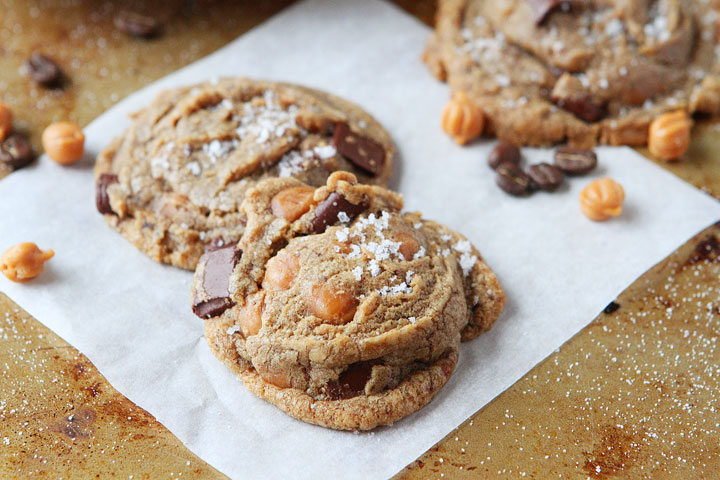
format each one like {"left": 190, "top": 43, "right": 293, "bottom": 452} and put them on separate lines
{"left": 192, "top": 172, "right": 505, "bottom": 430}
{"left": 425, "top": 0, "right": 720, "bottom": 147}
{"left": 94, "top": 77, "right": 395, "bottom": 269}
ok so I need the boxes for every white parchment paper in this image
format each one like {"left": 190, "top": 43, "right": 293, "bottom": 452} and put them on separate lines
{"left": 1, "top": 0, "right": 720, "bottom": 478}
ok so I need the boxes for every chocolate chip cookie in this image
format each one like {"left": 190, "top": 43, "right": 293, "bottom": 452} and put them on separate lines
{"left": 425, "top": 0, "right": 720, "bottom": 147}
{"left": 191, "top": 172, "right": 505, "bottom": 430}
{"left": 95, "top": 78, "right": 395, "bottom": 270}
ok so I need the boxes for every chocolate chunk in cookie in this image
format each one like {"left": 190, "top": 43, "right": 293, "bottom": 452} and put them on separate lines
{"left": 192, "top": 245, "right": 241, "bottom": 319}
{"left": 332, "top": 122, "right": 386, "bottom": 175}
{"left": 95, "top": 174, "right": 119, "bottom": 215}
{"left": 312, "top": 192, "right": 369, "bottom": 233}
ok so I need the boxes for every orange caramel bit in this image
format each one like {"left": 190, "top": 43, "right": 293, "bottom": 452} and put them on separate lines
{"left": 270, "top": 186, "right": 315, "bottom": 222}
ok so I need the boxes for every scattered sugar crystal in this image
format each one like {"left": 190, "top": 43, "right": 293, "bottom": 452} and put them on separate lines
{"left": 413, "top": 246, "right": 426, "bottom": 259}
{"left": 619, "top": 66, "right": 628, "bottom": 77}
{"left": 352, "top": 266, "right": 363, "bottom": 281}
{"left": 408, "top": 317, "right": 416, "bottom": 324}
{"left": 598, "top": 78, "right": 609, "bottom": 90}
{"left": 337, "top": 211, "right": 351, "bottom": 223}
{"left": 406, "top": 271, "right": 414, "bottom": 284}
{"left": 441, "top": 248, "right": 451, "bottom": 257}
{"left": 414, "top": 222, "right": 422, "bottom": 229}
{"left": 347, "top": 245, "right": 362, "bottom": 259}
{"left": 441, "top": 234, "right": 452, "bottom": 242}
{"left": 226, "top": 325, "right": 241, "bottom": 335}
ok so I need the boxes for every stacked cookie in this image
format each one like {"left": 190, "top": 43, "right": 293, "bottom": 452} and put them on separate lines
{"left": 95, "top": 78, "right": 505, "bottom": 430}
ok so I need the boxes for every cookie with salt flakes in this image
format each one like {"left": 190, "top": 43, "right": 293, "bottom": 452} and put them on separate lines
{"left": 94, "top": 77, "right": 394, "bottom": 270}
{"left": 191, "top": 172, "right": 505, "bottom": 430}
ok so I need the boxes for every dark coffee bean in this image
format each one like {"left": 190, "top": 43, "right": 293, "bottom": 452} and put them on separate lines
{"left": 551, "top": 95, "right": 607, "bottom": 123}
{"left": 527, "top": 163, "right": 564, "bottom": 191}
{"left": 332, "top": 122, "right": 385, "bottom": 176}
{"left": 25, "top": 53, "right": 63, "bottom": 87}
{"left": 114, "top": 11, "right": 160, "bottom": 38}
{"left": 488, "top": 140, "right": 521, "bottom": 170}
{"left": 527, "top": 0, "right": 572, "bottom": 25}
{"left": 496, "top": 162, "right": 532, "bottom": 196}
{"left": 554, "top": 146, "right": 597, "bottom": 175}
{"left": 603, "top": 301, "right": 621, "bottom": 314}
{"left": 0, "top": 134, "right": 35, "bottom": 169}
{"left": 312, "top": 192, "right": 369, "bottom": 233}
{"left": 192, "top": 245, "right": 241, "bottom": 319}
{"left": 96, "top": 174, "right": 119, "bottom": 215}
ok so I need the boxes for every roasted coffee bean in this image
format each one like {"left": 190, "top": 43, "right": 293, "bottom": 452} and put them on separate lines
{"left": 0, "top": 134, "right": 35, "bottom": 169}
{"left": 496, "top": 162, "right": 532, "bottom": 196}
{"left": 488, "top": 140, "right": 521, "bottom": 170}
{"left": 554, "top": 146, "right": 597, "bottom": 175}
{"left": 332, "top": 122, "right": 385, "bottom": 175}
{"left": 603, "top": 301, "right": 621, "bottom": 314}
{"left": 25, "top": 53, "right": 63, "bottom": 87}
{"left": 528, "top": 163, "right": 564, "bottom": 191}
{"left": 312, "top": 192, "right": 369, "bottom": 233}
{"left": 551, "top": 95, "right": 607, "bottom": 123}
{"left": 527, "top": 0, "right": 572, "bottom": 25}
{"left": 192, "top": 245, "right": 241, "bottom": 319}
{"left": 95, "top": 174, "right": 119, "bottom": 215}
{"left": 114, "top": 11, "right": 160, "bottom": 38}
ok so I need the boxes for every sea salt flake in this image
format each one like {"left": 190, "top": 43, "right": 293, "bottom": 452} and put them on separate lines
{"left": 335, "top": 228, "right": 349, "bottom": 242}
{"left": 352, "top": 266, "right": 363, "bottom": 281}
{"left": 408, "top": 317, "right": 416, "bottom": 324}
{"left": 186, "top": 161, "right": 201, "bottom": 176}
{"left": 337, "top": 211, "right": 351, "bottom": 223}
{"left": 459, "top": 253, "right": 478, "bottom": 276}
{"left": 368, "top": 259, "right": 381, "bottom": 277}
{"left": 413, "top": 246, "right": 426, "bottom": 259}
{"left": 226, "top": 325, "right": 241, "bottom": 335}
{"left": 314, "top": 144, "right": 337, "bottom": 159}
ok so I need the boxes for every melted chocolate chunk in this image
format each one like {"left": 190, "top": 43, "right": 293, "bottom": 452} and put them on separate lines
{"left": 312, "top": 192, "right": 369, "bottom": 234}
{"left": 0, "top": 134, "right": 35, "bottom": 169}
{"left": 332, "top": 122, "right": 385, "bottom": 175}
{"left": 326, "top": 361, "right": 375, "bottom": 400}
{"left": 96, "top": 174, "right": 119, "bottom": 215}
{"left": 551, "top": 95, "right": 608, "bottom": 123}
{"left": 192, "top": 245, "right": 242, "bottom": 319}
{"left": 528, "top": 0, "right": 572, "bottom": 25}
